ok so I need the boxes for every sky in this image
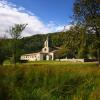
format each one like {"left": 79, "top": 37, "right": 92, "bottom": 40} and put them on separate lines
{"left": 0, "top": 0, "right": 74, "bottom": 37}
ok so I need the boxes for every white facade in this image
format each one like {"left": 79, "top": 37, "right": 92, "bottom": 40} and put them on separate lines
{"left": 20, "top": 37, "right": 54, "bottom": 61}
{"left": 42, "top": 36, "right": 49, "bottom": 53}
{"left": 20, "top": 53, "right": 43, "bottom": 61}
{"left": 55, "top": 58, "right": 84, "bottom": 62}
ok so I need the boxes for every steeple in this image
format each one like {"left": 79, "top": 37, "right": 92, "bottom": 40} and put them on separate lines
{"left": 42, "top": 36, "right": 49, "bottom": 53}
{"left": 44, "top": 36, "right": 49, "bottom": 47}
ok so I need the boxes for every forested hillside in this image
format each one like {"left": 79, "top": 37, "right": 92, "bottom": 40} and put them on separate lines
{"left": 0, "top": 25, "right": 98, "bottom": 64}
{"left": 19, "top": 26, "right": 98, "bottom": 59}
{"left": 0, "top": 0, "right": 99, "bottom": 65}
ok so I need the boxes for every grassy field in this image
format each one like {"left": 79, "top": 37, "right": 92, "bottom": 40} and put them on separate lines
{"left": 0, "top": 61, "right": 100, "bottom": 100}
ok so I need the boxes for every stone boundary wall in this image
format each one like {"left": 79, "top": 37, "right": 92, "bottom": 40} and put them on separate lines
{"left": 55, "top": 59, "right": 84, "bottom": 62}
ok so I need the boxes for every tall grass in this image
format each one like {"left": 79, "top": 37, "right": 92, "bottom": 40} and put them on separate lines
{"left": 0, "top": 62, "right": 100, "bottom": 100}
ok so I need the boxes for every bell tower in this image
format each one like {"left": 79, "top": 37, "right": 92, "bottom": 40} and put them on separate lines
{"left": 42, "top": 36, "right": 49, "bottom": 53}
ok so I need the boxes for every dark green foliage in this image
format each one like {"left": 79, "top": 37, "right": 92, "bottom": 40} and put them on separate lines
{"left": 1, "top": 28, "right": 98, "bottom": 64}
{"left": 9, "top": 24, "right": 27, "bottom": 65}
{"left": 0, "top": 0, "right": 99, "bottom": 64}
{"left": 0, "top": 38, "right": 10, "bottom": 65}
{"left": 0, "top": 26, "right": 98, "bottom": 64}
{"left": 73, "top": 0, "right": 100, "bottom": 34}
{"left": 73, "top": 0, "right": 100, "bottom": 64}
{"left": 21, "top": 34, "right": 46, "bottom": 53}
{"left": 55, "top": 47, "right": 67, "bottom": 59}
{"left": 0, "top": 47, "right": 6, "bottom": 65}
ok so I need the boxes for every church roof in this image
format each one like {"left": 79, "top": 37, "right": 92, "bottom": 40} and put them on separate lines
{"left": 22, "top": 52, "right": 40, "bottom": 56}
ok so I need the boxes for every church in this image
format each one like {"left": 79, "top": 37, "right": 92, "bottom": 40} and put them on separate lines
{"left": 20, "top": 37, "right": 54, "bottom": 61}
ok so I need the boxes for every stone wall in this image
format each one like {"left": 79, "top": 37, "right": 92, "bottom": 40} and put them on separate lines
{"left": 56, "top": 59, "right": 84, "bottom": 62}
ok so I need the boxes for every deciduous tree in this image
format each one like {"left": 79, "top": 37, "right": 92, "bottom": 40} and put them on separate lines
{"left": 9, "top": 24, "right": 27, "bottom": 66}
{"left": 73, "top": 0, "right": 100, "bottom": 65}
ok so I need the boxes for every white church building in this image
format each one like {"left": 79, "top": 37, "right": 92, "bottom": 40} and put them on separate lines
{"left": 20, "top": 37, "right": 54, "bottom": 61}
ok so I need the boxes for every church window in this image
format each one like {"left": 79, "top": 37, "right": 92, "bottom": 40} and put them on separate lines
{"left": 44, "top": 48, "right": 47, "bottom": 51}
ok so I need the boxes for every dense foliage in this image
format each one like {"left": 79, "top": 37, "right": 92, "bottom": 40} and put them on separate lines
{"left": 0, "top": 0, "right": 99, "bottom": 64}
{"left": 0, "top": 25, "right": 99, "bottom": 64}
{"left": 15, "top": 26, "right": 99, "bottom": 60}
{"left": 9, "top": 24, "right": 27, "bottom": 65}
{"left": 73, "top": 0, "right": 100, "bottom": 36}
{"left": 73, "top": 0, "right": 100, "bottom": 64}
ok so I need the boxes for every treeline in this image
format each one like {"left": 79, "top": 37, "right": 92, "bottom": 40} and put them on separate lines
{"left": 19, "top": 25, "right": 99, "bottom": 60}
{"left": 0, "top": 25, "right": 99, "bottom": 65}
{"left": 0, "top": 0, "right": 99, "bottom": 65}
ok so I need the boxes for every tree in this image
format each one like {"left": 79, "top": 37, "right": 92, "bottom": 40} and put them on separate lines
{"left": 0, "top": 38, "right": 6, "bottom": 65}
{"left": 0, "top": 36, "right": 9, "bottom": 65}
{"left": 9, "top": 24, "right": 27, "bottom": 66}
{"left": 73, "top": 0, "right": 100, "bottom": 65}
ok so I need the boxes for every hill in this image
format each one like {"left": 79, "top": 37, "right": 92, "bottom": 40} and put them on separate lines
{"left": 0, "top": 25, "right": 98, "bottom": 64}
{"left": 19, "top": 28, "right": 97, "bottom": 59}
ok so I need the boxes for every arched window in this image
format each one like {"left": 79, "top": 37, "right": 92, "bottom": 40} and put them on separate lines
{"left": 44, "top": 48, "right": 47, "bottom": 51}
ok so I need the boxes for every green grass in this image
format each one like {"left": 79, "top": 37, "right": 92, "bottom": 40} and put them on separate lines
{"left": 0, "top": 62, "right": 100, "bottom": 100}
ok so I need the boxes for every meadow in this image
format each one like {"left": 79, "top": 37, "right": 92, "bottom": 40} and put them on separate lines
{"left": 0, "top": 61, "right": 100, "bottom": 100}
